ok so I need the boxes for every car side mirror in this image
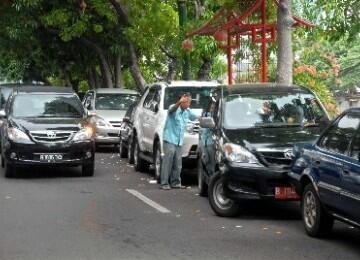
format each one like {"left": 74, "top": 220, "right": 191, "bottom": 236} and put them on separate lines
{"left": 199, "top": 117, "right": 215, "bottom": 129}
{"left": 0, "top": 109, "right": 6, "bottom": 119}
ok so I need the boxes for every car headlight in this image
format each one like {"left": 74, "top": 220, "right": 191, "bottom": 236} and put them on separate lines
{"left": 92, "top": 116, "right": 110, "bottom": 127}
{"left": 7, "top": 128, "right": 33, "bottom": 144}
{"left": 73, "top": 126, "right": 94, "bottom": 142}
{"left": 223, "top": 143, "right": 260, "bottom": 164}
{"left": 294, "top": 157, "right": 307, "bottom": 168}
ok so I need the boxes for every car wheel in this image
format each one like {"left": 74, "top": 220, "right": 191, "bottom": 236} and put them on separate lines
{"left": 119, "top": 138, "right": 128, "bottom": 158}
{"left": 134, "top": 139, "right": 149, "bottom": 172}
{"left": 197, "top": 157, "right": 208, "bottom": 197}
{"left": 208, "top": 173, "right": 240, "bottom": 217}
{"left": 154, "top": 142, "right": 161, "bottom": 182}
{"left": 302, "top": 183, "right": 334, "bottom": 237}
{"left": 4, "top": 160, "right": 15, "bottom": 178}
{"left": 128, "top": 137, "right": 134, "bottom": 164}
{"left": 82, "top": 161, "right": 95, "bottom": 177}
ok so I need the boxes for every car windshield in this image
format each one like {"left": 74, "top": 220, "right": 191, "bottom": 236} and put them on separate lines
{"left": 11, "top": 94, "right": 84, "bottom": 118}
{"left": 223, "top": 92, "right": 326, "bottom": 129}
{"left": 164, "top": 87, "right": 213, "bottom": 109}
{"left": 95, "top": 93, "right": 138, "bottom": 110}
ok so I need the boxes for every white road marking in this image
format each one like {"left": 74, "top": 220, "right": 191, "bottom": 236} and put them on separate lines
{"left": 126, "top": 189, "right": 171, "bottom": 214}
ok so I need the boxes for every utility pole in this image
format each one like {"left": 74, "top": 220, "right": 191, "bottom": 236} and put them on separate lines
{"left": 178, "top": 0, "right": 191, "bottom": 80}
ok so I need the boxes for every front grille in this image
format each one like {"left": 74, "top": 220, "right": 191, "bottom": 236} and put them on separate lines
{"left": 30, "top": 131, "right": 75, "bottom": 143}
{"left": 257, "top": 150, "right": 292, "bottom": 166}
{"left": 109, "top": 121, "right": 122, "bottom": 128}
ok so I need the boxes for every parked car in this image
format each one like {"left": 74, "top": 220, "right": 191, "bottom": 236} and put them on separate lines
{"left": 0, "top": 86, "right": 95, "bottom": 178}
{"left": 198, "top": 83, "right": 330, "bottom": 217}
{"left": 119, "top": 101, "right": 138, "bottom": 162}
{"left": 82, "top": 88, "right": 139, "bottom": 146}
{"left": 289, "top": 108, "right": 360, "bottom": 237}
{"left": 131, "top": 80, "right": 219, "bottom": 180}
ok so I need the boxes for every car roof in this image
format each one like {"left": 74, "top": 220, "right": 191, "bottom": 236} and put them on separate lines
{"left": 165, "top": 80, "right": 219, "bottom": 87}
{"left": 92, "top": 88, "right": 139, "bottom": 94}
{"left": 220, "top": 83, "right": 312, "bottom": 94}
{"left": 14, "top": 86, "right": 75, "bottom": 94}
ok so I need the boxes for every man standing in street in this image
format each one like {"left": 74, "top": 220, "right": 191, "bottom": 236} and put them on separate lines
{"left": 160, "top": 93, "right": 197, "bottom": 190}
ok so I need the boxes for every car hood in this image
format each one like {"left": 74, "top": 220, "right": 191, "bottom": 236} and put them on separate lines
{"left": 223, "top": 127, "right": 321, "bottom": 151}
{"left": 9, "top": 117, "right": 88, "bottom": 132}
{"left": 94, "top": 110, "right": 126, "bottom": 122}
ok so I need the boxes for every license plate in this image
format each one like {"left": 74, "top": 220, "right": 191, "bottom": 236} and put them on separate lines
{"left": 39, "top": 154, "right": 63, "bottom": 162}
{"left": 275, "top": 186, "right": 300, "bottom": 200}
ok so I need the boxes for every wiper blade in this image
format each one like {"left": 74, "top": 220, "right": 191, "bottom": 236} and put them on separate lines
{"left": 254, "top": 123, "right": 301, "bottom": 128}
{"left": 303, "top": 122, "right": 319, "bottom": 127}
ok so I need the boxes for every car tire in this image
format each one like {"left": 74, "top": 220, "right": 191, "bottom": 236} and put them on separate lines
{"left": 302, "top": 183, "right": 334, "bottom": 237}
{"left": 82, "top": 161, "right": 95, "bottom": 177}
{"left": 128, "top": 137, "right": 135, "bottom": 164}
{"left": 4, "top": 160, "right": 15, "bottom": 178}
{"left": 119, "top": 138, "right": 128, "bottom": 158}
{"left": 197, "top": 157, "right": 208, "bottom": 197}
{"left": 133, "top": 139, "right": 149, "bottom": 172}
{"left": 208, "top": 173, "right": 240, "bottom": 217}
{"left": 154, "top": 142, "right": 161, "bottom": 182}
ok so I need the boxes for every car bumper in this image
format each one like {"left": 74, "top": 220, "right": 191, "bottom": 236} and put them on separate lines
{"left": 3, "top": 140, "right": 95, "bottom": 167}
{"left": 182, "top": 133, "right": 198, "bottom": 160}
{"left": 95, "top": 126, "right": 120, "bottom": 144}
{"left": 223, "top": 163, "right": 297, "bottom": 201}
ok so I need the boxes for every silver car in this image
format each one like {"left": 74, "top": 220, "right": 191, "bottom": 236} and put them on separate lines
{"left": 83, "top": 88, "right": 139, "bottom": 145}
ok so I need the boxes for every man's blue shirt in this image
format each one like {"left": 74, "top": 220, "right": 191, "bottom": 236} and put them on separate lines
{"left": 163, "top": 105, "right": 197, "bottom": 146}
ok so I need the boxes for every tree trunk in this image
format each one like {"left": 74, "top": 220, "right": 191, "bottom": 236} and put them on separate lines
{"left": 114, "top": 54, "right": 123, "bottom": 88}
{"left": 94, "top": 67, "right": 101, "bottom": 89}
{"left": 276, "top": 0, "right": 295, "bottom": 85}
{"left": 166, "top": 58, "right": 178, "bottom": 82}
{"left": 63, "top": 70, "right": 73, "bottom": 89}
{"left": 108, "top": 0, "right": 146, "bottom": 91}
{"left": 197, "top": 58, "right": 212, "bottom": 80}
{"left": 127, "top": 42, "right": 146, "bottom": 92}
{"left": 88, "top": 68, "right": 96, "bottom": 90}
{"left": 80, "top": 38, "right": 113, "bottom": 88}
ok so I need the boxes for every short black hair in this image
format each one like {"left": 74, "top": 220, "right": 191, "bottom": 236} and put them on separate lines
{"left": 178, "top": 92, "right": 192, "bottom": 100}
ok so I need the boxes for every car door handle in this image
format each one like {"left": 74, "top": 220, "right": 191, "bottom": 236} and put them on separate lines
{"left": 315, "top": 160, "right": 321, "bottom": 165}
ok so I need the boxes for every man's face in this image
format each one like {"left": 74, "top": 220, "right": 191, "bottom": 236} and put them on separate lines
{"left": 180, "top": 96, "right": 191, "bottom": 109}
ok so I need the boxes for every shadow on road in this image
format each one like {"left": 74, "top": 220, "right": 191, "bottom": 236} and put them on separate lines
{"left": 8, "top": 165, "right": 85, "bottom": 179}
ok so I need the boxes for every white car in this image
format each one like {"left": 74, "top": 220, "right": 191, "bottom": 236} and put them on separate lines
{"left": 83, "top": 88, "right": 139, "bottom": 145}
{"left": 130, "top": 81, "right": 218, "bottom": 180}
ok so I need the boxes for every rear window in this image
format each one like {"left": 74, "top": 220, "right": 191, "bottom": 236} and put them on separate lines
{"left": 95, "top": 93, "right": 138, "bottom": 110}
{"left": 11, "top": 94, "right": 84, "bottom": 118}
{"left": 164, "top": 87, "right": 213, "bottom": 109}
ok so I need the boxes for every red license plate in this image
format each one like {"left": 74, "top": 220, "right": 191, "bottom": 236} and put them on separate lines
{"left": 275, "top": 186, "right": 300, "bottom": 200}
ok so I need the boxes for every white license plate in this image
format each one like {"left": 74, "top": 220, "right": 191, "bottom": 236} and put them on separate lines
{"left": 39, "top": 154, "right": 63, "bottom": 162}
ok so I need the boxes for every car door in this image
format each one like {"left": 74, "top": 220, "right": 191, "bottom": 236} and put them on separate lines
{"left": 315, "top": 113, "right": 359, "bottom": 210}
{"left": 141, "top": 87, "right": 156, "bottom": 152}
{"left": 340, "top": 114, "right": 360, "bottom": 222}
{"left": 145, "top": 86, "right": 161, "bottom": 153}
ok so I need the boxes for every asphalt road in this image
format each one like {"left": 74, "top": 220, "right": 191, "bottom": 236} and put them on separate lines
{"left": 0, "top": 148, "right": 359, "bottom": 260}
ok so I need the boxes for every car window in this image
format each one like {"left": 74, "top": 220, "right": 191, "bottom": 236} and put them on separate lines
{"left": 163, "top": 87, "right": 213, "bottom": 109}
{"left": 95, "top": 93, "right": 138, "bottom": 110}
{"left": 11, "top": 94, "right": 84, "bottom": 118}
{"left": 318, "top": 112, "right": 360, "bottom": 154}
{"left": 223, "top": 92, "right": 326, "bottom": 129}
{"left": 0, "top": 87, "right": 14, "bottom": 109}
{"left": 143, "top": 88, "right": 156, "bottom": 110}
{"left": 350, "top": 130, "right": 360, "bottom": 159}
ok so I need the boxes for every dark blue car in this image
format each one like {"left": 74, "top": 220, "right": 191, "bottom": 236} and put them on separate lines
{"left": 289, "top": 108, "right": 360, "bottom": 236}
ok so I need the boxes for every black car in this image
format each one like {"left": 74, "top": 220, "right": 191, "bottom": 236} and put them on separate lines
{"left": 0, "top": 86, "right": 95, "bottom": 177}
{"left": 118, "top": 101, "right": 138, "bottom": 163}
{"left": 289, "top": 108, "right": 360, "bottom": 236}
{"left": 198, "top": 83, "right": 330, "bottom": 217}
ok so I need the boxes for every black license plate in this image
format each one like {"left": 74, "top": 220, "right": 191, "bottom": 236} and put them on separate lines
{"left": 39, "top": 154, "right": 63, "bottom": 162}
